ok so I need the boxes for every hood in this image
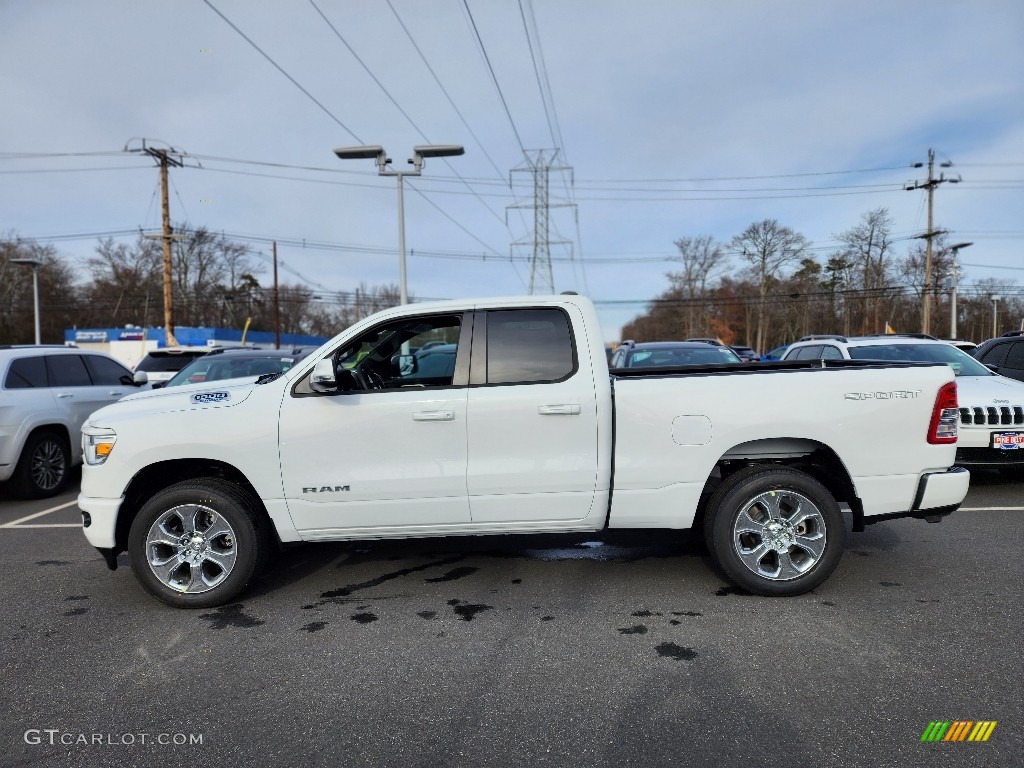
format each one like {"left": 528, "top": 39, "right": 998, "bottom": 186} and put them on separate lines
{"left": 956, "top": 374, "right": 1024, "bottom": 407}
{"left": 87, "top": 378, "right": 261, "bottom": 426}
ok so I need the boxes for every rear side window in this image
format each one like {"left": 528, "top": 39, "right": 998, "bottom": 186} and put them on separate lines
{"left": 978, "top": 342, "right": 1009, "bottom": 368}
{"left": 1005, "top": 342, "right": 1024, "bottom": 369}
{"left": 46, "top": 354, "right": 91, "bottom": 386}
{"left": 485, "top": 308, "right": 575, "bottom": 384}
{"left": 4, "top": 356, "right": 48, "bottom": 389}
{"left": 820, "top": 346, "right": 843, "bottom": 360}
{"left": 84, "top": 355, "right": 132, "bottom": 385}
{"left": 791, "top": 345, "right": 823, "bottom": 360}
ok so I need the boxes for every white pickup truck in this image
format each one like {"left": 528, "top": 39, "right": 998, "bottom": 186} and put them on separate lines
{"left": 79, "top": 295, "right": 970, "bottom": 607}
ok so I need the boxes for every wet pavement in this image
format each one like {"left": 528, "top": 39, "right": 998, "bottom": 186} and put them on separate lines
{"left": 1, "top": 471, "right": 1021, "bottom": 767}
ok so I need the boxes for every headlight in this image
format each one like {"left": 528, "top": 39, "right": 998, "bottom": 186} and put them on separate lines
{"left": 83, "top": 429, "right": 117, "bottom": 465}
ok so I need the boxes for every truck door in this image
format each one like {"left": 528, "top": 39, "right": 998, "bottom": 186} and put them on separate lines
{"left": 279, "top": 313, "right": 471, "bottom": 534}
{"left": 466, "top": 307, "right": 600, "bottom": 523}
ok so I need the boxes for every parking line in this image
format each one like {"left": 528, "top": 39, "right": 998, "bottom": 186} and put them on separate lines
{"left": 0, "top": 500, "right": 79, "bottom": 528}
{"left": 959, "top": 506, "right": 1024, "bottom": 511}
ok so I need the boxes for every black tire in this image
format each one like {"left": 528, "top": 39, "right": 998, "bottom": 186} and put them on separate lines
{"left": 12, "top": 430, "right": 70, "bottom": 499}
{"left": 703, "top": 465, "right": 845, "bottom": 596}
{"left": 128, "top": 479, "right": 269, "bottom": 608}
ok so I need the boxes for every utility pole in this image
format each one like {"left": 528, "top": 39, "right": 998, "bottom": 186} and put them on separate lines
{"left": 905, "top": 149, "right": 961, "bottom": 335}
{"left": 272, "top": 241, "right": 280, "bottom": 350}
{"left": 129, "top": 139, "right": 186, "bottom": 347}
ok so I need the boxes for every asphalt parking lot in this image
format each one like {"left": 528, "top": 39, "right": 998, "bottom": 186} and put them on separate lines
{"left": 1, "top": 470, "right": 1021, "bottom": 768}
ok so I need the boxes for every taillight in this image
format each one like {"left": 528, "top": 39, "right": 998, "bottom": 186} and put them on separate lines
{"left": 928, "top": 381, "right": 958, "bottom": 444}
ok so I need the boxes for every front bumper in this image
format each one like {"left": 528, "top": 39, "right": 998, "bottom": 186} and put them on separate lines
{"left": 78, "top": 493, "right": 123, "bottom": 549}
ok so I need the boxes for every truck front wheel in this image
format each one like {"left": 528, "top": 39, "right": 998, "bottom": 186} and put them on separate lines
{"left": 127, "top": 479, "right": 268, "bottom": 608}
{"left": 704, "top": 466, "right": 845, "bottom": 596}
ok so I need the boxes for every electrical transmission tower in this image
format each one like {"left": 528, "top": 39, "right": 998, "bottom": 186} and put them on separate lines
{"left": 508, "top": 149, "right": 575, "bottom": 294}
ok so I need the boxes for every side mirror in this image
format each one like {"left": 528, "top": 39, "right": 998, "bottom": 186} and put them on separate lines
{"left": 309, "top": 358, "right": 337, "bottom": 393}
{"left": 133, "top": 370, "right": 149, "bottom": 385}
{"left": 395, "top": 354, "right": 417, "bottom": 376}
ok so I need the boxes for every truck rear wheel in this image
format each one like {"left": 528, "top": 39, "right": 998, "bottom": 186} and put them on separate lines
{"left": 127, "top": 479, "right": 268, "bottom": 608}
{"left": 704, "top": 466, "right": 845, "bottom": 596}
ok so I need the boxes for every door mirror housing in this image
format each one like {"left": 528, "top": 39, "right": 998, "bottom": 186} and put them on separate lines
{"left": 395, "top": 354, "right": 417, "bottom": 376}
{"left": 309, "top": 358, "right": 338, "bottom": 392}
{"left": 132, "top": 370, "right": 149, "bottom": 385}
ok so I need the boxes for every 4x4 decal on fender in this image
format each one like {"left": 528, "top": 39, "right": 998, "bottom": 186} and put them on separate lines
{"left": 191, "top": 391, "right": 231, "bottom": 404}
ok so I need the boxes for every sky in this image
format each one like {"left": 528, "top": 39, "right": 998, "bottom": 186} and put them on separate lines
{"left": 2, "top": 0, "right": 1022, "bottom": 341}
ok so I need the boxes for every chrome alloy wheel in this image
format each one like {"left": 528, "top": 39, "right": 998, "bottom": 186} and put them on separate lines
{"left": 30, "top": 439, "right": 66, "bottom": 492}
{"left": 732, "top": 490, "right": 827, "bottom": 581}
{"left": 145, "top": 505, "right": 238, "bottom": 594}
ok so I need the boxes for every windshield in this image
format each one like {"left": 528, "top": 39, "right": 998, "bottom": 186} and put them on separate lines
{"left": 165, "top": 354, "right": 299, "bottom": 386}
{"left": 847, "top": 343, "right": 992, "bottom": 377}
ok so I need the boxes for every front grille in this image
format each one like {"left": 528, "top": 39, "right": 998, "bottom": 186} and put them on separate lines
{"left": 959, "top": 405, "right": 1024, "bottom": 426}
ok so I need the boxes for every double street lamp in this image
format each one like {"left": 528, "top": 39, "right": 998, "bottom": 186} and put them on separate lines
{"left": 334, "top": 144, "right": 464, "bottom": 305}
{"left": 10, "top": 257, "right": 42, "bottom": 344}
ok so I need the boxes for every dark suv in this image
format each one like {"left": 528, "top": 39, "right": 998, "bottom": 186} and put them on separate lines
{"left": 971, "top": 332, "right": 1024, "bottom": 383}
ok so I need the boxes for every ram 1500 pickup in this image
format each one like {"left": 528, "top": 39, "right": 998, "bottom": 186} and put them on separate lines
{"left": 79, "top": 295, "right": 970, "bottom": 607}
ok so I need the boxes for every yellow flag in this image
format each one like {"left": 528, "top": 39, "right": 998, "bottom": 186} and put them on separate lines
{"left": 885, "top": 322, "right": 895, "bottom": 335}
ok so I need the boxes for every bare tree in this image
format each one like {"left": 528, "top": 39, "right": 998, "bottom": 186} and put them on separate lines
{"left": 730, "top": 219, "right": 809, "bottom": 353}
{"left": 1, "top": 236, "right": 82, "bottom": 343}
{"left": 667, "top": 235, "right": 727, "bottom": 338}
{"left": 833, "top": 208, "right": 895, "bottom": 334}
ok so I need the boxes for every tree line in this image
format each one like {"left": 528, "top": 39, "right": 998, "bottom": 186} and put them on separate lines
{"left": 621, "top": 208, "right": 1022, "bottom": 351}
{"left": 1, "top": 227, "right": 401, "bottom": 344}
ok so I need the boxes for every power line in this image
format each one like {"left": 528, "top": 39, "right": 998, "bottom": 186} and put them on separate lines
{"left": 202, "top": 0, "right": 363, "bottom": 143}
{"left": 307, "top": 0, "right": 507, "bottom": 228}
{"left": 461, "top": 0, "right": 527, "bottom": 154}
{"left": 385, "top": 0, "right": 508, "bottom": 185}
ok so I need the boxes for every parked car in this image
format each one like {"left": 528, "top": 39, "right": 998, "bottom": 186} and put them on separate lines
{"left": 761, "top": 345, "right": 789, "bottom": 361}
{"left": 610, "top": 340, "right": 742, "bottom": 367}
{"left": 163, "top": 348, "right": 313, "bottom": 387}
{"left": 685, "top": 337, "right": 723, "bottom": 346}
{"left": 943, "top": 338, "right": 978, "bottom": 353}
{"left": 971, "top": 331, "right": 1024, "bottom": 384}
{"left": 0, "top": 345, "right": 147, "bottom": 497}
{"left": 133, "top": 346, "right": 212, "bottom": 388}
{"left": 781, "top": 333, "right": 1024, "bottom": 476}
{"left": 729, "top": 345, "right": 760, "bottom": 362}
{"left": 79, "top": 295, "right": 968, "bottom": 606}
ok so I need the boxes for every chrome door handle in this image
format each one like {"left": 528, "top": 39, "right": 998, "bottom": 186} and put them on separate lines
{"left": 413, "top": 410, "right": 455, "bottom": 422}
{"left": 538, "top": 404, "right": 581, "bottom": 416}
{"left": 56, "top": 393, "right": 74, "bottom": 399}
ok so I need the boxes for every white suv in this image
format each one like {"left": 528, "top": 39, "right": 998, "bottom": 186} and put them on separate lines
{"left": 0, "top": 346, "right": 147, "bottom": 497}
{"left": 782, "top": 334, "right": 1024, "bottom": 476}
{"left": 133, "top": 347, "right": 212, "bottom": 388}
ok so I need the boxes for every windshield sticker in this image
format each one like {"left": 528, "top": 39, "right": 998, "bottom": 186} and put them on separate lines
{"left": 191, "top": 391, "right": 231, "bottom": 405}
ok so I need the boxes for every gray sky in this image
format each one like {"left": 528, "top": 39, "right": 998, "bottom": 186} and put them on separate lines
{"left": 2, "top": 0, "right": 1022, "bottom": 340}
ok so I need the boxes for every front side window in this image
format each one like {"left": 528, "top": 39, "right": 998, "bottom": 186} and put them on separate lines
{"left": 84, "top": 354, "right": 133, "bottom": 386}
{"left": 820, "top": 346, "right": 843, "bottom": 360}
{"left": 337, "top": 314, "right": 463, "bottom": 389}
{"left": 979, "top": 342, "right": 1009, "bottom": 368}
{"left": 1004, "top": 342, "right": 1024, "bottom": 369}
{"left": 485, "top": 308, "right": 575, "bottom": 384}
{"left": 4, "top": 356, "right": 48, "bottom": 389}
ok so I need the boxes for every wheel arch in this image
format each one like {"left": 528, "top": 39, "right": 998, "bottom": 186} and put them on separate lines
{"left": 692, "top": 437, "right": 863, "bottom": 534}
{"left": 114, "top": 459, "right": 276, "bottom": 554}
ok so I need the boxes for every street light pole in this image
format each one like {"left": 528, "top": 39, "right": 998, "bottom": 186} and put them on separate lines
{"left": 334, "top": 144, "right": 464, "bottom": 305}
{"left": 992, "top": 295, "right": 1001, "bottom": 339}
{"left": 11, "top": 257, "right": 42, "bottom": 344}
{"left": 947, "top": 242, "right": 972, "bottom": 339}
